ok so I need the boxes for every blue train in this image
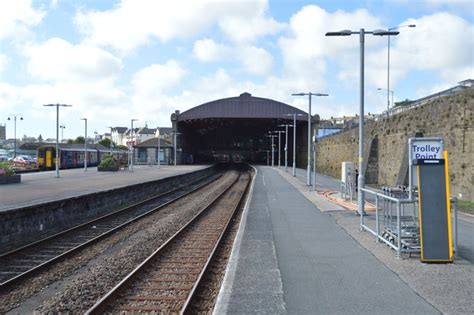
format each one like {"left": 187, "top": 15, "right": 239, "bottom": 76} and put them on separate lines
{"left": 37, "top": 144, "right": 128, "bottom": 170}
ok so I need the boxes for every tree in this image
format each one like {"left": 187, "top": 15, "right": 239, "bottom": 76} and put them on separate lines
{"left": 394, "top": 99, "right": 412, "bottom": 107}
{"left": 68, "top": 136, "right": 85, "bottom": 144}
{"left": 115, "top": 144, "right": 128, "bottom": 150}
{"left": 38, "top": 134, "right": 43, "bottom": 143}
{"left": 98, "top": 138, "right": 115, "bottom": 148}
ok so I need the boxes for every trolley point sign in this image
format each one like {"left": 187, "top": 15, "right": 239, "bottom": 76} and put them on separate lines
{"left": 408, "top": 137, "right": 444, "bottom": 199}
{"left": 410, "top": 138, "right": 443, "bottom": 160}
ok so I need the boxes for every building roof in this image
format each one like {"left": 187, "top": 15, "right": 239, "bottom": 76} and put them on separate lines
{"left": 112, "top": 127, "right": 128, "bottom": 134}
{"left": 137, "top": 127, "right": 156, "bottom": 135}
{"left": 158, "top": 127, "right": 173, "bottom": 135}
{"left": 134, "top": 137, "right": 173, "bottom": 148}
{"left": 177, "top": 92, "right": 308, "bottom": 122}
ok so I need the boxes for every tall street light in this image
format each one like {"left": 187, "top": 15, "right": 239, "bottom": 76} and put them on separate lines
{"left": 377, "top": 87, "right": 394, "bottom": 110}
{"left": 7, "top": 114, "right": 23, "bottom": 158}
{"left": 108, "top": 126, "right": 114, "bottom": 155}
{"left": 266, "top": 133, "right": 277, "bottom": 167}
{"left": 173, "top": 132, "right": 181, "bottom": 166}
{"left": 43, "top": 104, "right": 72, "bottom": 178}
{"left": 386, "top": 24, "right": 416, "bottom": 114}
{"left": 292, "top": 92, "right": 328, "bottom": 186}
{"left": 60, "top": 124, "right": 65, "bottom": 143}
{"left": 80, "top": 118, "right": 87, "bottom": 172}
{"left": 326, "top": 28, "right": 399, "bottom": 216}
{"left": 129, "top": 119, "right": 138, "bottom": 172}
{"left": 285, "top": 113, "right": 304, "bottom": 176}
{"left": 279, "top": 123, "right": 293, "bottom": 173}
{"left": 156, "top": 127, "right": 161, "bottom": 169}
{"left": 272, "top": 130, "right": 285, "bottom": 168}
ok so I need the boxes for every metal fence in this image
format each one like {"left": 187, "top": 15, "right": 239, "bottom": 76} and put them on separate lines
{"left": 359, "top": 187, "right": 458, "bottom": 259}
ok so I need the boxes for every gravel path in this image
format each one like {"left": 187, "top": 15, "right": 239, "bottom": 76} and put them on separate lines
{"left": 1, "top": 170, "right": 237, "bottom": 314}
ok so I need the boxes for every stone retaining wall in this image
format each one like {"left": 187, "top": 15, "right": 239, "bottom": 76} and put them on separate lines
{"left": 316, "top": 89, "right": 473, "bottom": 200}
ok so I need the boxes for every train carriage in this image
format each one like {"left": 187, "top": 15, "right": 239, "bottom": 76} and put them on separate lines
{"left": 37, "top": 144, "right": 128, "bottom": 170}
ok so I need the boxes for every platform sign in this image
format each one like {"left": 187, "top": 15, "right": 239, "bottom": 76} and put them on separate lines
{"left": 415, "top": 156, "right": 453, "bottom": 263}
{"left": 408, "top": 137, "right": 443, "bottom": 199}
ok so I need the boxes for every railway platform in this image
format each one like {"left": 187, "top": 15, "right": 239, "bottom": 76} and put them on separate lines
{"left": 215, "top": 166, "right": 473, "bottom": 314}
{"left": 0, "top": 165, "right": 210, "bottom": 212}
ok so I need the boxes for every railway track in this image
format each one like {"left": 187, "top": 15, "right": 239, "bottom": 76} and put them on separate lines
{"left": 0, "top": 173, "right": 223, "bottom": 289}
{"left": 86, "top": 170, "right": 250, "bottom": 314}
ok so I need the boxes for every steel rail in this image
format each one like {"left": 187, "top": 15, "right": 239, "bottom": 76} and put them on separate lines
{"left": 86, "top": 170, "right": 249, "bottom": 315}
{"left": 0, "top": 172, "right": 222, "bottom": 289}
{"left": 181, "top": 171, "right": 251, "bottom": 314}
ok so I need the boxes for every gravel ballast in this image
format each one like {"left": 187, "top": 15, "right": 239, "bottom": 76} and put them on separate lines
{"left": 2, "top": 171, "right": 238, "bottom": 314}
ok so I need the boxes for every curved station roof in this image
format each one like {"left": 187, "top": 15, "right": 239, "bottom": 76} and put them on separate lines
{"left": 177, "top": 92, "right": 308, "bottom": 122}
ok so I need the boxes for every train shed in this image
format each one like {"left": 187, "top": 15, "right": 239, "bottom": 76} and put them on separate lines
{"left": 173, "top": 92, "right": 313, "bottom": 165}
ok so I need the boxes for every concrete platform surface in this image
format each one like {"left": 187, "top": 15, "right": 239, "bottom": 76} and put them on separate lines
{"left": 0, "top": 165, "right": 210, "bottom": 211}
{"left": 215, "top": 166, "right": 441, "bottom": 314}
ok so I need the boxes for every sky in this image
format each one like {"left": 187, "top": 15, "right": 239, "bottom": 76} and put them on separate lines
{"left": 0, "top": 0, "right": 473, "bottom": 140}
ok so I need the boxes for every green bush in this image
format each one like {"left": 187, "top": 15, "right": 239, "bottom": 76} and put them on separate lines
{"left": 99, "top": 155, "right": 118, "bottom": 168}
{"left": 0, "top": 162, "right": 15, "bottom": 176}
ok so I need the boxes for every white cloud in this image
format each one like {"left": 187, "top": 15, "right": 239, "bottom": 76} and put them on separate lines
{"left": 0, "top": 0, "right": 45, "bottom": 40}
{"left": 130, "top": 60, "right": 187, "bottom": 123}
{"left": 132, "top": 60, "right": 186, "bottom": 94}
{"left": 24, "top": 38, "right": 123, "bottom": 82}
{"left": 238, "top": 46, "right": 273, "bottom": 76}
{"left": 193, "top": 39, "right": 230, "bottom": 62}
{"left": 75, "top": 0, "right": 284, "bottom": 53}
{"left": 389, "top": 13, "right": 474, "bottom": 83}
{"left": 218, "top": 4, "right": 285, "bottom": 43}
{"left": 0, "top": 54, "right": 7, "bottom": 74}
{"left": 278, "top": 5, "right": 383, "bottom": 90}
{"left": 50, "top": 0, "right": 59, "bottom": 9}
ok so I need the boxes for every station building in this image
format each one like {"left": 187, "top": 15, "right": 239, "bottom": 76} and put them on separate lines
{"left": 172, "top": 92, "right": 315, "bottom": 166}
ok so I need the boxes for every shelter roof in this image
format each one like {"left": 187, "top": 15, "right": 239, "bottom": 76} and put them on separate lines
{"left": 135, "top": 137, "right": 173, "bottom": 148}
{"left": 177, "top": 92, "right": 308, "bottom": 122}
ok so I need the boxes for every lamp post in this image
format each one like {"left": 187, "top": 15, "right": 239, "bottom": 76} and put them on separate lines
{"left": 80, "top": 118, "right": 87, "bottom": 172}
{"left": 272, "top": 130, "right": 285, "bottom": 168}
{"left": 130, "top": 119, "right": 138, "bottom": 172}
{"left": 43, "top": 104, "right": 72, "bottom": 178}
{"left": 7, "top": 114, "right": 23, "bottom": 158}
{"left": 326, "top": 28, "right": 399, "bottom": 215}
{"left": 108, "top": 126, "right": 114, "bottom": 155}
{"left": 59, "top": 124, "right": 65, "bottom": 143}
{"left": 266, "top": 133, "right": 277, "bottom": 167}
{"left": 156, "top": 127, "right": 160, "bottom": 169}
{"left": 285, "top": 113, "right": 304, "bottom": 176}
{"left": 279, "top": 124, "right": 294, "bottom": 172}
{"left": 292, "top": 92, "right": 328, "bottom": 186}
{"left": 387, "top": 24, "right": 416, "bottom": 114}
{"left": 377, "top": 87, "right": 394, "bottom": 110}
{"left": 173, "top": 132, "right": 181, "bottom": 166}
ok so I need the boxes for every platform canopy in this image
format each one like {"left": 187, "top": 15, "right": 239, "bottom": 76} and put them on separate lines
{"left": 177, "top": 92, "right": 307, "bottom": 122}
{"left": 174, "top": 92, "right": 311, "bottom": 165}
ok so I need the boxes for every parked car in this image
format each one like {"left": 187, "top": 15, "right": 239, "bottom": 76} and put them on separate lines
{"left": 12, "top": 155, "right": 36, "bottom": 166}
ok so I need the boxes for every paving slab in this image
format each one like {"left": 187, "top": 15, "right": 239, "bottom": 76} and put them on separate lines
{"left": 0, "top": 165, "right": 210, "bottom": 211}
{"left": 215, "top": 166, "right": 440, "bottom": 314}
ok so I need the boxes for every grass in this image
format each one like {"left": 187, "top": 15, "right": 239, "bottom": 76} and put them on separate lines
{"left": 457, "top": 200, "right": 474, "bottom": 215}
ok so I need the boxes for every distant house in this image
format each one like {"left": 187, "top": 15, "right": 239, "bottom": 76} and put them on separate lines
{"left": 110, "top": 127, "right": 128, "bottom": 146}
{"left": 0, "top": 124, "right": 5, "bottom": 141}
{"left": 133, "top": 137, "right": 174, "bottom": 165}
{"left": 136, "top": 126, "right": 157, "bottom": 144}
{"left": 157, "top": 127, "right": 174, "bottom": 143}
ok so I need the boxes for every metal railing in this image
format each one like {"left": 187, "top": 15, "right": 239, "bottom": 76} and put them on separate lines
{"left": 359, "top": 187, "right": 458, "bottom": 260}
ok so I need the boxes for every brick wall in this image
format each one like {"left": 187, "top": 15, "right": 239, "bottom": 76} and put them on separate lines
{"left": 316, "top": 89, "right": 474, "bottom": 200}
